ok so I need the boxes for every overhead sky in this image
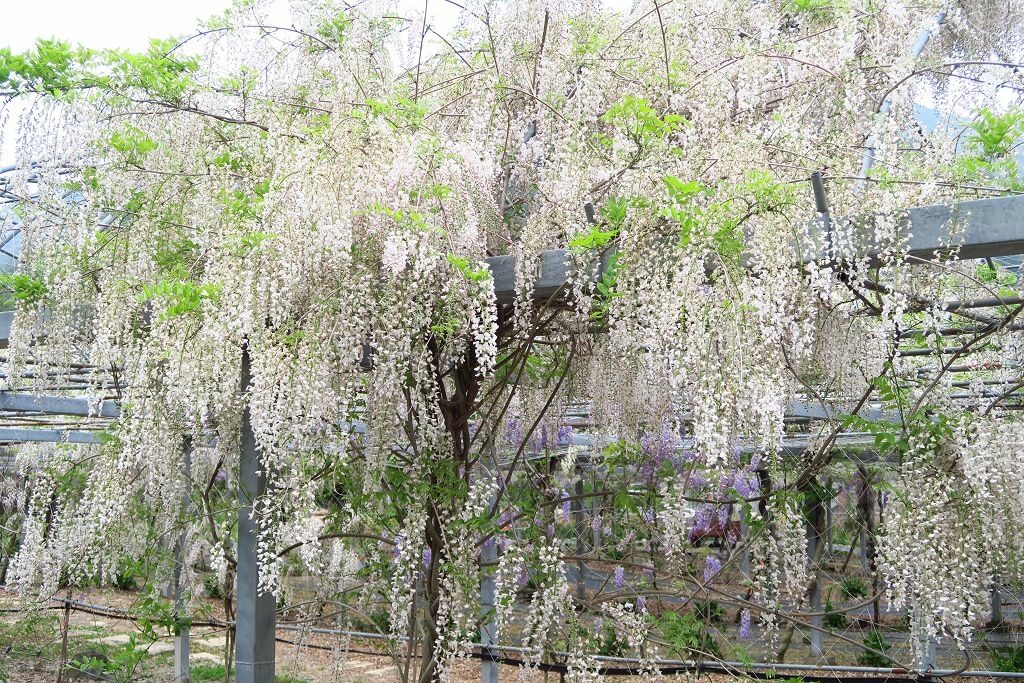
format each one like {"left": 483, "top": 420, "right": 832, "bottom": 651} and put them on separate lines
{"left": 0, "top": 0, "right": 469, "bottom": 164}
{"left": 0, "top": 0, "right": 233, "bottom": 53}
{"left": 0, "top": 0, "right": 237, "bottom": 164}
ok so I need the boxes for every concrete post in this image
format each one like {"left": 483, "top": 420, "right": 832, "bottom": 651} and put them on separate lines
{"left": 806, "top": 506, "right": 824, "bottom": 660}
{"left": 173, "top": 436, "right": 192, "bottom": 682}
{"left": 235, "top": 346, "right": 276, "bottom": 683}
{"left": 991, "top": 582, "right": 1003, "bottom": 627}
{"left": 480, "top": 465, "right": 499, "bottom": 683}
{"left": 573, "top": 472, "right": 585, "bottom": 601}
{"left": 914, "top": 605, "right": 937, "bottom": 672}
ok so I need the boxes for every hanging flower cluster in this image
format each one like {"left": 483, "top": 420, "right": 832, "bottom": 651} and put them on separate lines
{"left": 1, "top": 0, "right": 1024, "bottom": 676}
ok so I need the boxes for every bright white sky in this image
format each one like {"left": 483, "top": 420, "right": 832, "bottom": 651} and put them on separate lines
{"left": 0, "top": 0, "right": 236, "bottom": 164}
{"left": 0, "top": 0, "right": 233, "bottom": 53}
{"left": 0, "top": 0, "right": 472, "bottom": 164}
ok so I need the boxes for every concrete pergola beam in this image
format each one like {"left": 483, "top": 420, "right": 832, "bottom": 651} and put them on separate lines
{"left": 0, "top": 427, "right": 104, "bottom": 444}
{"left": 486, "top": 195, "right": 1024, "bottom": 303}
{"left": 0, "top": 391, "right": 120, "bottom": 418}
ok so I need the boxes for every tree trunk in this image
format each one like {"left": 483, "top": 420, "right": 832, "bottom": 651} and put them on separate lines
{"left": 857, "top": 465, "right": 879, "bottom": 625}
{"left": 418, "top": 340, "right": 481, "bottom": 683}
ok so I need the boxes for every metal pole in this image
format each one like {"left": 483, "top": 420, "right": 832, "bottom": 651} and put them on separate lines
{"left": 173, "top": 436, "right": 193, "bottom": 682}
{"left": 479, "top": 536, "right": 499, "bottom": 683}
{"left": 573, "top": 464, "right": 586, "bottom": 601}
{"left": 991, "top": 582, "right": 1003, "bottom": 627}
{"left": 806, "top": 496, "right": 824, "bottom": 660}
{"left": 740, "top": 520, "right": 750, "bottom": 578}
{"left": 479, "top": 451, "right": 499, "bottom": 683}
{"left": 913, "top": 605, "right": 937, "bottom": 672}
{"left": 235, "top": 345, "right": 275, "bottom": 683}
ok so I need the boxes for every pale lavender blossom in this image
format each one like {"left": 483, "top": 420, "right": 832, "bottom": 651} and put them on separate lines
{"left": 517, "top": 565, "right": 530, "bottom": 588}
{"left": 557, "top": 425, "right": 574, "bottom": 445}
{"left": 613, "top": 565, "right": 625, "bottom": 588}
{"left": 635, "top": 596, "right": 647, "bottom": 613}
{"left": 639, "top": 423, "right": 680, "bottom": 480}
{"left": 704, "top": 555, "right": 722, "bottom": 582}
{"left": 391, "top": 534, "right": 405, "bottom": 560}
{"left": 506, "top": 417, "right": 523, "bottom": 446}
{"left": 529, "top": 425, "right": 550, "bottom": 452}
{"left": 749, "top": 452, "right": 762, "bottom": 471}
{"left": 690, "top": 504, "right": 713, "bottom": 538}
{"left": 739, "top": 609, "right": 752, "bottom": 639}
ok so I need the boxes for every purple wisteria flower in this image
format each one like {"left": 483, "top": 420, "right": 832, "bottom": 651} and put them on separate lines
{"left": 635, "top": 596, "right": 647, "bottom": 613}
{"left": 529, "top": 425, "right": 550, "bottom": 452}
{"left": 704, "top": 556, "right": 722, "bottom": 582}
{"left": 749, "top": 452, "right": 762, "bottom": 471}
{"left": 422, "top": 548, "right": 432, "bottom": 569}
{"left": 506, "top": 417, "right": 523, "bottom": 446}
{"left": 739, "top": 609, "right": 752, "bottom": 639}
{"left": 557, "top": 425, "right": 574, "bottom": 445}
{"left": 613, "top": 565, "right": 625, "bottom": 589}
{"left": 688, "top": 471, "right": 708, "bottom": 489}
{"left": 639, "top": 423, "right": 680, "bottom": 480}
{"left": 691, "top": 504, "right": 713, "bottom": 536}
{"left": 561, "top": 492, "right": 571, "bottom": 522}
{"left": 517, "top": 565, "right": 530, "bottom": 588}
{"left": 391, "top": 534, "right": 405, "bottom": 560}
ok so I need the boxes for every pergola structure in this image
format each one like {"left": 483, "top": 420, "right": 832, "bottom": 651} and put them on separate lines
{"left": 2, "top": 166, "right": 1024, "bottom": 681}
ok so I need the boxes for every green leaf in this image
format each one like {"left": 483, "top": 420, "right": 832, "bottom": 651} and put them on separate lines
{"left": 0, "top": 272, "right": 48, "bottom": 305}
{"left": 663, "top": 176, "right": 706, "bottom": 201}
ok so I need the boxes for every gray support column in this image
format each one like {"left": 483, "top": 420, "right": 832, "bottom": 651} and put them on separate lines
{"left": 913, "top": 606, "right": 937, "bottom": 672}
{"left": 573, "top": 472, "right": 585, "bottom": 601}
{"left": 806, "top": 517, "right": 824, "bottom": 659}
{"left": 479, "top": 538, "right": 499, "bottom": 683}
{"left": 826, "top": 495, "right": 835, "bottom": 556}
{"left": 173, "top": 436, "right": 193, "bottom": 682}
{"left": 857, "top": 468, "right": 871, "bottom": 575}
{"left": 480, "top": 483, "right": 499, "bottom": 683}
{"left": 235, "top": 347, "right": 276, "bottom": 683}
{"left": 991, "top": 582, "right": 1003, "bottom": 627}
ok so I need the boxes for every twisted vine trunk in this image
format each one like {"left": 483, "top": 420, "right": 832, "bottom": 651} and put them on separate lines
{"left": 418, "top": 340, "right": 481, "bottom": 683}
{"left": 857, "top": 465, "right": 880, "bottom": 625}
